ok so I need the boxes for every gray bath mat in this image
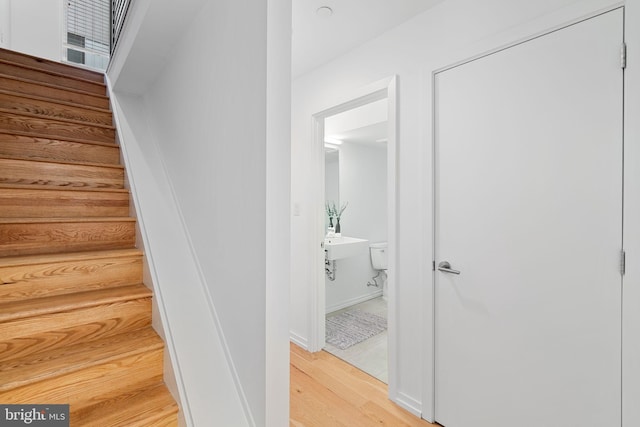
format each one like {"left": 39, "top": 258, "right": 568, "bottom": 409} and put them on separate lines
{"left": 326, "top": 309, "right": 387, "bottom": 350}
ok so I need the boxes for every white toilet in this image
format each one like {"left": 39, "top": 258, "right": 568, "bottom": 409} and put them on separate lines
{"left": 369, "top": 242, "right": 388, "bottom": 300}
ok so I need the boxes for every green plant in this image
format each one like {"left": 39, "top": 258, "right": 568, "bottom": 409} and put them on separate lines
{"left": 325, "top": 202, "right": 336, "bottom": 219}
{"left": 333, "top": 201, "right": 348, "bottom": 219}
{"left": 326, "top": 201, "right": 348, "bottom": 220}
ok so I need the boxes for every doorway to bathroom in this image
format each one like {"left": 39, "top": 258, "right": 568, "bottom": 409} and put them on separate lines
{"left": 324, "top": 97, "right": 388, "bottom": 382}
{"left": 308, "top": 76, "right": 397, "bottom": 387}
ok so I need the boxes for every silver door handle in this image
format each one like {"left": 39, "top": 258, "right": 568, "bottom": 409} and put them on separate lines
{"left": 438, "top": 261, "right": 460, "bottom": 275}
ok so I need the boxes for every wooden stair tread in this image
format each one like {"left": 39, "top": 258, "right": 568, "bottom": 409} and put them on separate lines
{"left": 0, "top": 186, "right": 130, "bottom": 219}
{"left": 0, "top": 327, "right": 162, "bottom": 392}
{"left": 0, "top": 299, "right": 151, "bottom": 364}
{"left": 73, "top": 383, "right": 179, "bottom": 427}
{"left": 0, "top": 151, "right": 122, "bottom": 167}
{"left": 0, "top": 156, "right": 125, "bottom": 190}
{"left": 0, "top": 283, "right": 151, "bottom": 324}
{"left": 0, "top": 183, "right": 129, "bottom": 193}
{"left": 0, "top": 131, "right": 120, "bottom": 166}
{"left": 0, "top": 248, "right": 142, "bottom": 268}
{"left": 0, "top": 60, "right": 106, "bottom": 96}
{"left": 0, "top": 111, "right": 115, "bottom": 144}
{"left": 0, "top": 91, "right": 112, "bottom": 128}
{"left": 0, "top": 48, "right": 105, "bottom": 83}
{"left": 0, "top": 248, "right": 143, "bottom": 303}
{"left": 0, "top": 74, "right": 110, "bottom": 110}
{"left": 0, "top": 217, "right": 136, "bottom": 256}
{"left": 0, "top": 58, "right": 105, "bottom": 88}
{"left": 0, "top": 89, "right": 112, "bottom": 114}
{"left": 0, "top": 130, "right": 117, "bottom": 148}
{"left": 0, "top": 72, "right": 109, "bottom": 101}
{"left": 0, "top": 107, "right": 114, "bottom": 130}
{"left": 0, "top": 350, "right": 164, "bottom": 409}
{"left": 0, "top": 216, "right": 135, "bottom": 224}
{"left": 0, "top": 154, "right": 124, "bottom": 170}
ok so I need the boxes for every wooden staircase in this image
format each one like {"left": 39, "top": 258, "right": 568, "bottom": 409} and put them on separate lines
{"left": 0, "top": 48, "right": 179, "bottom": 426}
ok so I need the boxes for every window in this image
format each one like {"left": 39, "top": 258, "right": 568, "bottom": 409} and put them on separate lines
{"left": 64, "top": 0, "right": 110, "bottom": 70}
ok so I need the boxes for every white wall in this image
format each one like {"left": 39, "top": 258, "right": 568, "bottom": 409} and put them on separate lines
{"left": 325, "top": 153, "right": 339, "bottom": 212}
{"left": 108, "top": 0, "right": 291, "bottom": 425}
{"left": 290, "top": 0, "right": 634, "bottom": 419}
{"left": 264, "top": 1, "right": 292, "bottom": 425}
{"left": 340, "top": 142, "right": 387, "bottom": 245}
{"left": 109, "top": 91, "right": 248, "bottom": 427}
{"left": 142, "top": 1, "right": 268, "bottom": 422}
{"left": 325, "top": 142, "right": 387, "bottom": 312}
{"left": 0, "top": 0, "right": 11, "bottom": 48}
{"left": 325, "top": 99, "right": 387, "bottom": 138}
{"left": 7, "top": 0, "right": 62, "bottom": 61}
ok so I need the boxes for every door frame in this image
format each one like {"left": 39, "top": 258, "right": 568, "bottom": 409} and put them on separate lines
{"left": 623, "top": 1, "right": 640, "bottom": 425}
{"left": 307, "top": 75, "right": 398, "bottom": 391}
{"left": 428, "top": 2, "right": 630, "bottom": 423}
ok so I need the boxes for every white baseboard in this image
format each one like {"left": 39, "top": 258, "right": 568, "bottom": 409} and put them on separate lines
{"left": 289, "top": 331, "right": 308, "bottom": 350}
{"left": 394, "top": 392, "right": 422, "bottom": 418}
{"left": 326, "top": 290, "right": 383, "bottom": 314}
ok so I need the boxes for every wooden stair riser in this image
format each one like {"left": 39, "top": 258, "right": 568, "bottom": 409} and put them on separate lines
{"left": 0, "top": 328, "right": 161, "bottom": 391}
{"left": 0, "top": 92, "right": 112, "bottom": 126}
{"left": 0, "top": 48, "right": 105, "bottom": 83}
{"left": 0, "top": 188, "right": 129, "bottom": 218}
{"left": 0, "top": 252, "right": 142, "bottom": 302}
{"left": 0, "top": 132, "right": 120, "bottom": 165}
{"left": 0, "top": 219, "right": 136, "bottom": 256}
{"left": 0, "top": 112, "right": 115, "bottom": 144}
{"left": 0, "top": 284, "right": 151, "bottom": 324}
{"left": 0, "top": 75, "right": 109, "bottom": 109}
{"left": 0, "top": 299, "right": 152, "bottom": 363}
{"left": 0, "top": 61, "right": 106, "bottom": 95}
{"left": 0, "top": 158, "right": 124, "bottom": 189}
{"left": 0, "top": 348, "right": 164, "bottom": 406}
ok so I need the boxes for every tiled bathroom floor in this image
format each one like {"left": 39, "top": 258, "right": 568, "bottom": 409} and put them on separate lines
{"left": 324, "top": 297, "right": 388, "bottom": 383}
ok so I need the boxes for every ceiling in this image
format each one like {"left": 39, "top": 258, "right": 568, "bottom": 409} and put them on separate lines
{"left": 292, "top": 0, "right": 443, "bottom": 78}
{"left": 325, "top": 97, "right": 388, "bottom": 145}
{"left": 332, "top": 122, "right": 388, "bottom": 144}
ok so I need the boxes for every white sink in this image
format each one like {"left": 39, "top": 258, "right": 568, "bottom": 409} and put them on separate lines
{"left": 324, "top": 236, "right": 369, "bottom": 260}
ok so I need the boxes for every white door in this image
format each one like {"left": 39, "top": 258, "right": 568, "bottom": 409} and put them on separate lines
{"left": 434, "top": 9, "right": 624, "bottom": 427}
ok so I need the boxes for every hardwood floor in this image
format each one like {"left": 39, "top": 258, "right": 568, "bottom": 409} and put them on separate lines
{"left": 290, "top": 343, "right": 437, "bottom": 427}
